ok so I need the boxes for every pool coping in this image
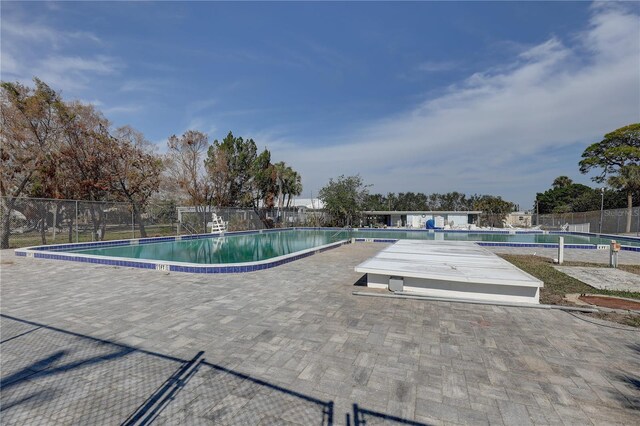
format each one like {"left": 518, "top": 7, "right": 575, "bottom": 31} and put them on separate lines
{"left": 13, "top": 227, "right": 640, "bottom": 273}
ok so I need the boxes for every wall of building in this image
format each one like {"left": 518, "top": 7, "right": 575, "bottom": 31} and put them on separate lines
{"left": 506, "top": 213, "right": 533, "bottom": 227}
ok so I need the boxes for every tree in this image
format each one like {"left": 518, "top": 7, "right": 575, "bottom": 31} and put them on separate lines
{"left": 167, "top": 130, "right": 211, "bottom": 206}
{"left": 534, "top": 182, "right": 594, "bottom": 214}
{"left": 473, "top": 195, "right": 515, "bottom": 228}
{"left": 166, "top": 130, "right": 212, "bottom": 232}
{"left": 205, "top": 131, "right": 258, "bottom": 207}
{"left": 107, "top": 126, "right": 163, "bottom": 237}
{"left": 1, "top": 77, "right": 167, "bottom": 245}
{"left": 362, "top": 193, "right": 387, "bottom": 211}
{"left": 54, "top": 101, "right": 116, "bottom": 240}
{"left": 205, "top": 146, "right": 231, "bottom": 207}
{"left": 570, "top": 188, "right": 627, "bottom": 213}
{"left": 284, "top": 169, "right": 302, "bottom": 208}
{"left": 552, "top": 176, "right": 573, "bottom": 189}
{"left": 396, "top": 192, "right": 429, "bottom": 211}
{"left": 318, "top": 175, "right": 370, "bottom": 227}
{"left": 273, "top": 161, "right": 302, "bottom": 211}
{"left": 0, "top": 79, "right": 63, "bottom": 247}
{"left": 55, "top": 102, "right": 113, "bottom": 200}
{"left": 251, "top": 149, "right": 277, "bottom": 227}
{"left": 608, "top": 165, "right": 640, "bottom": 232}
{"left": 580, "top": 123, "right": 640, "bottom": 232}
{"left": 206, "top": 132, "right": 299, "bottom": 228}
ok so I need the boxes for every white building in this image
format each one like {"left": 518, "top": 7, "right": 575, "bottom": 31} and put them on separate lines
{"left": 361, "top": 210, "right": 482, "bottom": 228}
{"left": 288, "top": 198, "right": 325, "bottom": 210}
{"left": 505, "top": 212, "right": 533, "bottom": 228}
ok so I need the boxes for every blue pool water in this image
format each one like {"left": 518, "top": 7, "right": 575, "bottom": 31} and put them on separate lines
{"left": 56, "top": 229, "right": 640, "bottom": 265}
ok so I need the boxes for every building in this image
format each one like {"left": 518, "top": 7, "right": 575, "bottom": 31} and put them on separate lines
{"left": 289, "top": 198, "right": 324, "bottom": 211}
{"left": 505, "top": 211, "right": 533, "bottom": 228}
{"left": 360, "top": 210, "right": 482, "bottom": 228}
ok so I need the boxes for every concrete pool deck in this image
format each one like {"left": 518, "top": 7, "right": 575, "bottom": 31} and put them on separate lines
{"left": 1, "top": 244, "right": 639, "bottom": 425}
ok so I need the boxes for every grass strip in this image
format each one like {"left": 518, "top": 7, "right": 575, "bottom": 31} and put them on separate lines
{"left": 499, "top": 254, "right": 640, "bottom": 328}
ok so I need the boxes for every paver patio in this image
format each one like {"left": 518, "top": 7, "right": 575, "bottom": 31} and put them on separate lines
{"left": 1, "top": 243, "right": 639, "bottom": 425}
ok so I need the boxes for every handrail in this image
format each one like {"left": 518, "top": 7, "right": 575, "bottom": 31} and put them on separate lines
{"left": 330, "top": 227, "right": 351, "bottom": 239}
{"left": 179, "top": 222, "right": 199, "bottom": 235}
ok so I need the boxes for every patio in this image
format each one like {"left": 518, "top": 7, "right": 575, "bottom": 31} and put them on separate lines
{"left": 1, "top": 243, "right": 639, "bottom": 425}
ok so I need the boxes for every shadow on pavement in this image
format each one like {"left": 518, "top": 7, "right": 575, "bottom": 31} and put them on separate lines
{"left": 0, "top": 313, "right": 333, "bottom": 425}
{"left": 351, "top": 403, "right": 430, "bottom": 425}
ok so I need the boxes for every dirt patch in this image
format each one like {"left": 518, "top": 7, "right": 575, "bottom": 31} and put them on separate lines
{"left": 500, "top": 254, "right": 640, "bottom": 327}
{"left": 584, "top": 311, "right": 640, "bottom": 328}
{"left": 579, "top": 295, "right": 640, "bottom": 311}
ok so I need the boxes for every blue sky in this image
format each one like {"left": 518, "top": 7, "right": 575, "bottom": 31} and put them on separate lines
{"left": 2, "top": 1, "right": 639, "bottom": 209}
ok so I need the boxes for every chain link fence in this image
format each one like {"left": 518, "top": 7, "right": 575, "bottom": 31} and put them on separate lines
{"left": 0, "top": 197, "right": 330, "bottom": 249}
{"left": 534, "top": 206, "right": 640, "bottom": 235}
{"left": 0, "top": 196, "right": 181, "bottom": 249}
{"left": 176, "top": 206, "right": 327, "bottom": 234}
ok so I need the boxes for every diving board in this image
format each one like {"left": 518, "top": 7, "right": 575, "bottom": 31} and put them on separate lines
{"left": 355, "top": 240, "right": 543, "bottom": 304}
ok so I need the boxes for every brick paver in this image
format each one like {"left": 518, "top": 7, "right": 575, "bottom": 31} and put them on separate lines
{"left": 1, "top": 244, "right": 639, "bottom": 425}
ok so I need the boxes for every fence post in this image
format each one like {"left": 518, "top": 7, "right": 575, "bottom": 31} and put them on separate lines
{"left": 132, "top": 206, "right": 135, "bottom": 239}
{"left": 75, "top": 200, "right": 79, "bottom": 243}
{"left": 557, "top": 236, "right": 564, "bottom": 265}
{"left": 52, "top": 205, "right": 57, "bottom": 241}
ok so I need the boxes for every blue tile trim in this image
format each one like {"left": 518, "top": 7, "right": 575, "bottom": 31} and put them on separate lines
{"left": 475, "top": 242, "right": 597, "bottom": 250}
{"left": 549, "top": 231, "right": 640, "bottom": 244}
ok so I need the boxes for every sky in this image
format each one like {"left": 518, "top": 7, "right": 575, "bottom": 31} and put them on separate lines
{"left": 2, "top": 1, "right": 639, "bottom": 209}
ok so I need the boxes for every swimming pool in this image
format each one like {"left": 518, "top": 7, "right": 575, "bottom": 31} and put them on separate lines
{"left": 14, "top": 228, "right": 640, "bottom": 273}
{"left": 65, "top": 230, "right": 347, "bottom": 264}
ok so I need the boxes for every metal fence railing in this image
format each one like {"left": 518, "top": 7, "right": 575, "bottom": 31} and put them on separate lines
{"left": 534, "top": 206, "right": 640, "bottom": 235}
{"left": 0, "top": 197, "right": 330, "bottom": 249}
{"left": 0, "top": 196, "right": 181, "bottom": 249}
{"left": 177, "top": 206, "right": 326, "bottom": 234}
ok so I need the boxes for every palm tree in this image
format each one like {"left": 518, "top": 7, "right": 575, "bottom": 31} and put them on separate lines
{"left": 273, "top": 162, "right": 303, "bottom": 211}
{"left": 285, "top": 170, "right": 302, "bottom": 208}
{"left": 273, "top": 161, "right": 287, "bottom": 212}
{"left": 552, "top": 176, "right": 573, "bottom": 188}
{"left": 607, "top": 165, "right": 640, "bottom": 233}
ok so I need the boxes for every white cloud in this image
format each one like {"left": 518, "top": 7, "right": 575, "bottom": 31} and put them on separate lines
{"left": 269, "top": 4, "right": 640, "bottom": 207}
{"left": 1, "top": 19, "right": 101, "bottom": 48}
{"left": 26, "top": 55, "right": 121, "bottom": 92}
{"left": 102, "top": 104, "right": 142, "bottom": 115}
{"left": 183, "top": 117, "right": 218, "bottom": 138}
{"left": 40, "top": 55, "right": 117, "bottom": 74}
{"left": 1, "top": 12, "right": 116, "bottom": 92}
{"left": 78, "top": 99, "right": 104, "bottom": 107}
{"left": 0, "top": 51, "right": 21, "bottom": 76}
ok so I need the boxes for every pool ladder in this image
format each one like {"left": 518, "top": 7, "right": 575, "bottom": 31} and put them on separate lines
{"left": 179, "top": 222, "right": 199, "bottom": 235}
{"left": 330, "top": 228, "right": 351, "bottom": 239}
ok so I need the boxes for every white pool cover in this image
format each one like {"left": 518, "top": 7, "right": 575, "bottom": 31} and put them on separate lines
{"left": 355, "top": 240, "right": 544, "bottom": 304}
